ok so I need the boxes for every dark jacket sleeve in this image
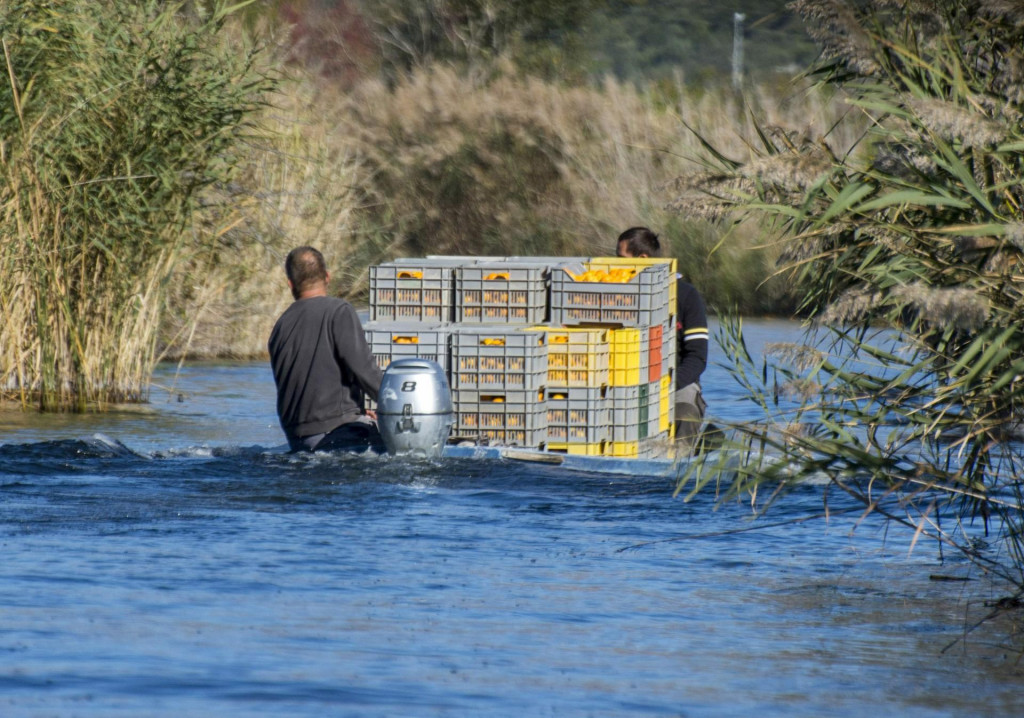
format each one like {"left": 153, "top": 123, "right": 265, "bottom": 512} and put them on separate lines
{"left": 332, "top": 303, "right": 385, "bottom": 402}
{"left": 676, "top": 280, "right": 708, "bottom": 388}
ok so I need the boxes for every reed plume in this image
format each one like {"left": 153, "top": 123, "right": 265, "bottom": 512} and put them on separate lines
{"left": 676, "top": 0, "right": 1024, "bottom": 593}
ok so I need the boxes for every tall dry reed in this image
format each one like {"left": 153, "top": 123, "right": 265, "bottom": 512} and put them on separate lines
{"left": 159, "top": 79, "right": 365, "bottom": 360}
{"left": 335, "top": 65, "right": 859, "bottom": 259}
{"left": 0, "top": 0, "right": 275, "bottom": 409}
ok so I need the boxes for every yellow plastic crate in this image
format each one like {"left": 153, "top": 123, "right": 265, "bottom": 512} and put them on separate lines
{"left": 529, "top": 326, "right": 609, "bottom": 388}
{"left": 608, "top": 328, "right": 642, "bottom": 386}
{"left": 659, "top": 372, "right": 673, "bottom": 435}
{"left": 547, "top": 441, "right": 609, "bottom": 456}
{"left": 607, "top": 441, "right": 639, "bottom": 458}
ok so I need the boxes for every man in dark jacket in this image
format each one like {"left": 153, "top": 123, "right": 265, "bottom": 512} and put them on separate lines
{"left": 616, "top": 227, "right": 708, "bottom": 451}
{"left": 268, "top": 246, "right": 385, "bottom": 453}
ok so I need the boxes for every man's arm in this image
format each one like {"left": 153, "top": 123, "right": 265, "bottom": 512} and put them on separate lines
{"left": 333, "top": 303, "right": 385, "bottom": 402}
{"left": 676, "top": 281, "right": 708, "bottom": 388}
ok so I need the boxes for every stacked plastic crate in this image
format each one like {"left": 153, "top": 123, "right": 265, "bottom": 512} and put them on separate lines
{"left": 449, "top": 326, "right": 548, "bottom": 446}
{"left": 548, "top": 258, "right": 676, "bottom": 457}
{"left": 362, "top": 259, "right": 460, "bottom": 411}
{"left": 367, "top": 259, "right": 458, "bottom": 323}
{"left": 537, "top": 327, "right": 612, "bottom": 455}
{"left": 364, "top": 255, "right": 675, "bottom": 454}
{"left": 448, "top": 262, "right": 552, "bottom": 445}
{"left": 365, "top": 258, "right": 556, "bottom": 447}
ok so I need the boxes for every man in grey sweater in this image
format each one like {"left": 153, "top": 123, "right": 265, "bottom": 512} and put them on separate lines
{"left": 268, "top": 246, "right": 385, "bottom": 453}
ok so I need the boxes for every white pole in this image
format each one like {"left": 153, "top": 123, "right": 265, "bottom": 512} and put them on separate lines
{"left": 732, "top": 12, "right": 745, "bottom": 91}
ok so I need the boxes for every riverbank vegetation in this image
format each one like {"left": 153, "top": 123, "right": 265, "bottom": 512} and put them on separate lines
{"left": 0, "top": 0, "right": 276, "bottom": 409}
{"left": 679, "top": 0, "right": 1024, "bottom": 597}
{"left": 2, "top": 1, "right": 841, "bottom": 397}
{"left": 159, "top": 3, "right": 854, "bottom": 359}
{"left": 176, "top": 72, "right": 861, "bottom": 359}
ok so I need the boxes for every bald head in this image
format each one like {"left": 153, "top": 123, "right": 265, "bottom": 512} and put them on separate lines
{"left": 285, "top": 246, "right": 329, "bottom": 299}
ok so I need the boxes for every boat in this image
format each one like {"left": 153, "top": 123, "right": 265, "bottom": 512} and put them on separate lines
{"left": 440, "top": 442, "right": 695, "bottom": 478}
{"left": 368, "top": 255, "right": 701, "bottom": 479}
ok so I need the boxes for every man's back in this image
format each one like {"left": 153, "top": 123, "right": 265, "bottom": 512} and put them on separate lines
{"left": 269, "top": 295, "right": 383, "bottom": 440}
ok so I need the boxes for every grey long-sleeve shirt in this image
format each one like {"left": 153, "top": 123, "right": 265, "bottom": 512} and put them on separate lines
{"left": 268, "top": 296, "right": 384, "bottom": 439}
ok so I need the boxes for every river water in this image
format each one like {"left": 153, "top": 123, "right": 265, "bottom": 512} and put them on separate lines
{"left": 2, "top": 319, "right": 1022, "bottom": 717}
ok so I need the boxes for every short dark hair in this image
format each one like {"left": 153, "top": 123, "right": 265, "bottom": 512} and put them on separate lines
{"left": 285, "top": 246, "right": 328, "bottom": 296}
{"left": 617, "top": 227, "right": 661, "bottom": 258}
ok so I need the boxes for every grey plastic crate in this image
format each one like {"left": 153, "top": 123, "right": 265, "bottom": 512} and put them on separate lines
{"left": 505, "top": 256, "right": 589, "bottom": 267}
{"left": 545, "top": 386, "right": 610, "bottom": 445}
{"left": 426, "top": 255, "right": 504, "bottom": 262}
{"left": 361, "top": 321, "right": 449, "bottom": 412}
{"left": 363, "top": 321, "right": 450, "bottom": 373}
{"left": 456, "top": 263, "right": 549, "bottom": 324}
{"left": 549, "top": 263, "right": 672, "bottom": 328}
{"left": 450, "top": 326, "right": 548, "bottom": 391}
{"left": 451, "top": 387, "right": 547, "bottom": 447}
{"left": 608, "top": 385, "right": 642, "bottom": 444}
{"left": 369, "top": 260, "right": 459, "bottom": 322}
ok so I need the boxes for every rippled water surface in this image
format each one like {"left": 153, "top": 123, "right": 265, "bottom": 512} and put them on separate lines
{"left": 2, "top": 320, "right": 1022, "bottom": 717}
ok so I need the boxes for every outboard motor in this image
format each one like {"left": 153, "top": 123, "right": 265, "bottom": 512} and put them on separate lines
{"left": 377, "top": 358, "right": 454, "bottom": 457}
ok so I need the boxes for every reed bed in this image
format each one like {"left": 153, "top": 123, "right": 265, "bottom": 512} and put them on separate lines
{"left": 0, "top": 1, "right": 275, "bottom": 409}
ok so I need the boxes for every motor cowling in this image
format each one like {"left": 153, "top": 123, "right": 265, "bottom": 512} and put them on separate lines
{"left": 377, "top": 358, "right": 454, "bottom": 457}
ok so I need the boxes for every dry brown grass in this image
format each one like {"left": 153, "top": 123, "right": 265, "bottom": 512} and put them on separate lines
{"left": 160, "top": 78, "right": 365, "bottom": 360}
{"left": 171, "top": 64, "right": 859, "bottom": 359}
